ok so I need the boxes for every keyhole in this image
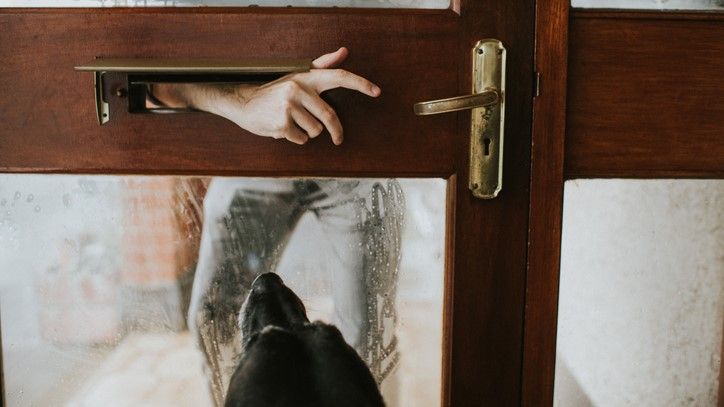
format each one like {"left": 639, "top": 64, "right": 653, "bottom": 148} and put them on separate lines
{"left": 483, "top": 138, "right": 491, "bottom": 156}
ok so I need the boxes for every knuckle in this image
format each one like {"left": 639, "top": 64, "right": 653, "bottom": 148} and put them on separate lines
{"left": 321, "top": 107, "right": 336, "bottom": 122}
{"left": 334, "top": 69, "right": 349, "bottom": 80}
{"left": 281, "top": 101, "right": 294, "bottom": 114}
{"left": 272, "top": 119, "right": 290, "bottom": 132}
{"left": 280, "top": 81, "right": 300, "bottom": 96}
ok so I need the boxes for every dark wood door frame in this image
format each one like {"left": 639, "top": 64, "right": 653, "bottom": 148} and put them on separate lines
{"left": 0, "top": 2, "right": 537, "bottom": 406}
{"left": 523, "top": 3, "right": 723, "bottom": 405}
{"left": 523, "top": 0, "right": 569, "bottom": 405}
{"left": 1, "top": 1, "right": 721, "bottom": 405}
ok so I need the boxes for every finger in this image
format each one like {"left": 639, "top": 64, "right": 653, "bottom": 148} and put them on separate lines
{"left": 283, "top": 126, "right": 310, "bottom": 145}
{"left": 307, "top": 69, "right": 381, "bottom": 97}
{"left": 312, "top": 47, "right": 349, "bottom": 69}
{"left": 284, "top": 127, "right": 309, "bottom": 144}
{"left": 291, "top": 107, "right": 324, "bottom": 139}
{"left": 296, "top": 91, "right": 344, "bottom": 145}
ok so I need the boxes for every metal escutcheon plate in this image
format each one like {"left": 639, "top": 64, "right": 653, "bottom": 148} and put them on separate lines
{"left": 469, "top": 39, "right": 506, "bottom": 199}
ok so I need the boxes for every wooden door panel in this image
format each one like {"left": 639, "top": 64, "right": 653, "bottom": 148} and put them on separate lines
{"left": 566, "top": 11, "right": 724, "bottom": 179}
{"left": 0, "top": 3, "right": 536, "bottom": 405}
{"left": 1, "top": 10, "right": 461, "bottom": 175}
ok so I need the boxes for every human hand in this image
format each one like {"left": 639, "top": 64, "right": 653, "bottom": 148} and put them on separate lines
{"left": 153, "top": 47, "right": 380, "bottom": 145}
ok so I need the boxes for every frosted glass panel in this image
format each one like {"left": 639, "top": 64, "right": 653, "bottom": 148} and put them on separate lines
{"left": 0, "top": 0, "right": 449, "bottom": 8}
{"left": 0, "top": 175, "right": 446, "bottom": 406}
{"left": 572, "top": 0, "right": 723, "bottom": 10}
{"left": 555, "top": 180, "right": 723, "bottom": 406}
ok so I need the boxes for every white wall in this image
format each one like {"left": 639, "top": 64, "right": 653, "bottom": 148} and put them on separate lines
{"left": 555, "top": 180, "right": 723, "bottom": 406}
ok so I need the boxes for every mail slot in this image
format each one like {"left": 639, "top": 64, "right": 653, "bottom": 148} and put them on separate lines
{"left": 76, "top": 58, "right": 311, "bottom": 124}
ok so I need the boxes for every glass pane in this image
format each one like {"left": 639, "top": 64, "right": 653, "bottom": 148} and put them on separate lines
{"left": 572, "top": 0, "right": 723, "bottom": 10}
{"left": 0, "top": 0, "right": 450, "bottom": 8}
{"left": 555, "top": 180, "right": 723, "bottom": 406}
{"left": 0, "top": 175, "right": 447, "bottom": 406}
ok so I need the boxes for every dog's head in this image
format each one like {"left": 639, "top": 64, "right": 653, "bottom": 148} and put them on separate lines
{"left": 238, "top": 272, "right": 309, "bottom": 348}
{"left": 226, "top": 273, "right": 385, "bottom": 407}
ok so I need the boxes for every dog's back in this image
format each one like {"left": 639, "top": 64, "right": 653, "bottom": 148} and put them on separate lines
{"left": 225, "top": 273, "right": 385, "bottom": 407}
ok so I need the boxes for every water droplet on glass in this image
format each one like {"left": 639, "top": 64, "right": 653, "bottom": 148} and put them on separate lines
{"left": 0, "top": 199, "right": 6, "bottom": 206}
{"left": 13, "top": 191, "right": 21, "bottom": 200}
{"left": 34, "top": 206, "right": 41, "bottom": 213}
{"left": 26, "top": 194, "right": 34, "bottom": 203}
{"left": 62, "top": 193, "right": 72, "bottom": 207}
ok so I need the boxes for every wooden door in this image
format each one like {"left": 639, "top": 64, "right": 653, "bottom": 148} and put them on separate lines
{"left": 523, "top": 1, "right": 724, "bottom": 405}
{"left": 0, "top": 1, "right": 537, "bottom": 405}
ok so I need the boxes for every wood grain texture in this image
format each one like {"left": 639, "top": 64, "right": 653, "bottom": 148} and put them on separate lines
{"left": 566, "top": 11, "right": 724, "bottom": 179}
{"left": 0, "top": 10, "right": 459, "bottom": 177}
{"left": 0, "top": 3, "right": 536, "bottom": 406}
{"left": 449, "top": 2, "right": 535, "bottom": 404}
{"left": 522, "top": 0, "right": 568, "bottom": 405}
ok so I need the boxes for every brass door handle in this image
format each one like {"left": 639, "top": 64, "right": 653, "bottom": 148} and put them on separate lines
{"left": 413, "top": 39, "right": 506, "bottom": 200}
{"left": 413, "top": 89, "right": 499, "bottom": 115}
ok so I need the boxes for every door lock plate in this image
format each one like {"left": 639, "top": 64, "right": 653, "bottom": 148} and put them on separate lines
{"left": 469, "top": 39, "right": 506, "bottom": 199}
{"left": 414, "top": 39, "right": 506, "bottom": 199}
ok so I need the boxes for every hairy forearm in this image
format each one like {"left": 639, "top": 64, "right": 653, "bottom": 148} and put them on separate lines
{"left": 145, "top": 47, "right": 379, "bottom": 145}
{"left": 151, "top": 83, "right": 254, "bottom": 116}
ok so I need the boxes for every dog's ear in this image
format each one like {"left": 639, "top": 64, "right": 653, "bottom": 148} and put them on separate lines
{"left": 304, "top": 322, "right": 386, "bottom": 407}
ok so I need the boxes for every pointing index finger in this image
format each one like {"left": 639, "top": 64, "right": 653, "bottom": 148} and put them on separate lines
{"left": 307, "top": 69, "right": 381, "bottom": 97}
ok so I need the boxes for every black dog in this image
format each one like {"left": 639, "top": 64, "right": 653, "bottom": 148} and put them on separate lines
{"left": 225, "top": 272, "right": 385, "bottom": 407}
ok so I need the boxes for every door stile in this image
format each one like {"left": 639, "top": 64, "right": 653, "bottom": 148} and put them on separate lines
{"left": 521, "top": 0, "right": 570, "bottom": 405}
{"left": 450, "top": 1, "right": 536, "bottom": 405}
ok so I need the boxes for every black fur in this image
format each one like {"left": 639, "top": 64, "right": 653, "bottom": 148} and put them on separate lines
{"left": 225, "top": 273, "right": 385, "bottom": 407}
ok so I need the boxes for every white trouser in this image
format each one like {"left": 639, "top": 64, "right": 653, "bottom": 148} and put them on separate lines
{"left": 188, "top": 178, "right": 389, "bottom": 405}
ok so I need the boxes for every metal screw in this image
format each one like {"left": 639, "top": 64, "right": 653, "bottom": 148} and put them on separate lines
{"left": 477, "top": 49, "right": 484, "bottom": 55}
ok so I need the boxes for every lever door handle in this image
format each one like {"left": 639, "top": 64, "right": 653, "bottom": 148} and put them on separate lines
{"left": 413, "top": 89, "right": 499, "bottom": 116}
{"left": 413, "top": 39, "right": 506, "bottom": 200}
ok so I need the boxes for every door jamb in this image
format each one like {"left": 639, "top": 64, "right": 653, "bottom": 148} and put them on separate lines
{"left": 522, "top": 0, "right": 569, "bottom": 404}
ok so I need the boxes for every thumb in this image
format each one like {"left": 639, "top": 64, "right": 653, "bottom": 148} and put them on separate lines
{"left": 312, "top": 47, "right": 349, "bottom": 69}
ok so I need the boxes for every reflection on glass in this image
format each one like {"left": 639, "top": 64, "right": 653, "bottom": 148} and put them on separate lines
{"left": 555, "top": 180, "right": 723, "bottom": 406}
{"left": 0, "top": 0, "right": 450, "bottom": 8}
{"left": 0, "top": 175, "right": 446, "bottom": 406}
{"left": 572, "top": 0, "right": 723, "bottom": 10}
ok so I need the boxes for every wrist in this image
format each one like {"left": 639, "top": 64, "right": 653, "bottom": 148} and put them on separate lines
{"left": 148, "top": 83, "right": 232, "bottom": 111}
{"left": 202, "top": 84, "right": 256, "bottom": 120}
{"left": 150, "top": 83, "right": 257, "bottom": 126}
